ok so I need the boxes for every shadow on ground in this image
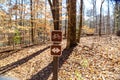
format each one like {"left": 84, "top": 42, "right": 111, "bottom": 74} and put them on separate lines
{"left": 0, "top": 46, "right": 50, "bottom": 75}
{"left": 0, "top": 50, "right": 21, "bottom": 60}
{"left": 30, "top": 47, "right": 75, "bottom": 80}
{"left": 0, "top": 43, "right": 47, "bottom": 60}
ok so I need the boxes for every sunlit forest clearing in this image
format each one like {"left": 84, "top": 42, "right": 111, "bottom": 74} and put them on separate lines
{"left": 0, "top": 0, "right": 120, "bottom": 80}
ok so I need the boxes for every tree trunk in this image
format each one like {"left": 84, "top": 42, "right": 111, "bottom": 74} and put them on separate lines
{"left": 107, "top": 0, "right": 110, "bottom": 34}
{"left": 64, "top": 17, "right": 67, "bottom": 38}
{"left": 8, "top": 0, "right": 12, "bottom": 45}
{"left": 99, "top": 0, "right": 105, "bottom": 36}
{"left": 102, "top": 14, "right": 105, "bottom": 34}
{"left": 114, "top": 1, "right": 119, "bottom": 34}
{"left": 92, "top": 0, "right": 97, "bottom": 33}
{"left": 48, "top": 0, "right": 60, "bottom": 30}
{"left": 67, "top": 0, "right": 77, "bottom": 48}
{"left": 30, "top": 0, "right": 34, "bottom": 44}
{"left": 113, "top": 12, "right": 116, "bottom": 34}
{"left": 64, "top": 0, "right": 68, "bottom": 38}
{"left": 77, "top": 0, "right": 83, "bottom": 43}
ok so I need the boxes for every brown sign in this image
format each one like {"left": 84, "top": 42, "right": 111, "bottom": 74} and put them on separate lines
{"left": 51, "top": 30, "right": 62, "bottom": 42}
{"left": 51, "top": 45, "right": 61, "bottom": 56}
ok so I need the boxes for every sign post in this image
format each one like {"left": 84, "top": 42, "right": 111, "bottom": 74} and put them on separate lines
{"left": 51, "top": 30, "right": 62, "bottom": 80}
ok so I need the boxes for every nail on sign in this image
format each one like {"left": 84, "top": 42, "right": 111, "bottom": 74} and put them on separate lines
{"left": 51, "top": 30, "right": 62, "bottom": 42}
{"left": 51, "top": 45, "right": 61, "bottom": 56}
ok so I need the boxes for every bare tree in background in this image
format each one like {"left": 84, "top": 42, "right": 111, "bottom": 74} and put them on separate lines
{"left": 113, "top": 1, "right": 120, "bottom": 33}
{"left": 107, "top": 0, "right": 110, "bottom": 34}
{"left": 99, "top": 0, "right": 105, "bottom": 36}
{"left": 92, "top": 0, "right": 97, "bottom": 33}
{"left": 30, "top": 0, "right": 34, "bottom": 43}
{"left": 77, "top": 0, "right": 83, "bottom": 43}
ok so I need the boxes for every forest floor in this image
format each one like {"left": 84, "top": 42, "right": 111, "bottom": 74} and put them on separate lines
{"left": 0, "top": 35, "right": 120, "bottom": 80}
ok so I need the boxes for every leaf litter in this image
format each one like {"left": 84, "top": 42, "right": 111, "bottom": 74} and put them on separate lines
{"left": 0, "top": 35, "right": 120, "bottom": 80}
{"left": 59, "top": 35, "right": 120, "bottom": 80}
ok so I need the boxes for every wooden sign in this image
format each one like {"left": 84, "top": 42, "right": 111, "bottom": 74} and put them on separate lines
{"left": 51, "top": 45, "right": 61, "bottom": 56}
{"left": 51, "top": 30, "right": 62, "bottom": 43}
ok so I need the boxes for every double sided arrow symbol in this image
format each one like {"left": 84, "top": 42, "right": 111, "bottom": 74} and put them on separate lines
{"left": 52, "top": 48, "right": 60, "bottom": 53}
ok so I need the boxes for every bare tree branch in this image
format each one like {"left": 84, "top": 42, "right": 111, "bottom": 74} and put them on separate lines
{"left": 48, "top": 0, "right": 53, "bottom": 7}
